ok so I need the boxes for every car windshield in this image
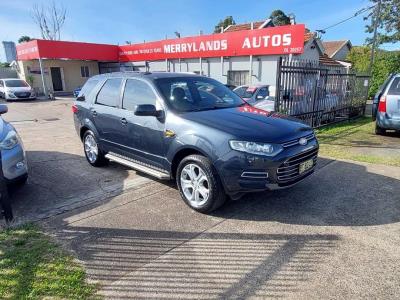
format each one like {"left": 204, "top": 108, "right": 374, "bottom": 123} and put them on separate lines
{"left": 155, "top": 77, "right": 245, "bottom": 112}
{"left": 234, "top": 86, "right": 257, "bottom": 98}
{"left": 5, "top": 79, "right": 29, "bottom": 88}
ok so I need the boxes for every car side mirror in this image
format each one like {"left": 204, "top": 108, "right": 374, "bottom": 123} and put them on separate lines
{"left": 76, "top": 95, "right": 85, "bottom": 102}
{"left": 134, "top": 104, "right": 162, "bottom": 117}
{"left": 0, "top": 104, "right": 8, "bottom": 115}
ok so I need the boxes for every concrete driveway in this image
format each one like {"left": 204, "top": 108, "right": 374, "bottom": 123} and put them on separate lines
{"left": 4, "top": 98, "right": 400, "bottom": 299}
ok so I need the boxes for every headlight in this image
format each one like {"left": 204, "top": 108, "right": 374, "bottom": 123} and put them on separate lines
{"left": 229, "top": 140, "right": 283, "bottom": 156}
{"left": 0, "top": 130, "right": 19, "bottom": 150}
{"left": 7, "top": 92, "right": 16, "bottom": 98}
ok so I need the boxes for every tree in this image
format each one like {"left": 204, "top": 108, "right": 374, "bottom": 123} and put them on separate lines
{"left": 31, "top": 1, "right": 66, "bottom": 40}
{"left": 269, "top": 10, "right": 291, "bottom": 26}
{"left": 18, "top": 36, "right": 32, "bottom": 43}
{"left": 365, "top": 0, "right": 400, "bottom": 45}
{"left": 214, "top": 16, "right": 235, "bottom": 33}
{"left": 347, "top": 46, "right": 400, "bottom": 97}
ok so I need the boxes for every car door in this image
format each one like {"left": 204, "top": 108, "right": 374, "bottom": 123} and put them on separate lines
{"left": 386, "top": 77, "right": 400, "bottom": 119}
{"left": 119, "top": 78, "right": 167, "bottom": 170}
{"left": 91, "top": 78, "right": 126, "bottom": 153}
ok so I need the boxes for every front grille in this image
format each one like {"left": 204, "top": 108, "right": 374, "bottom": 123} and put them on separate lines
{"left": 14, "top": 92, "right": 31, "bottom": 98}
{"left": 282, "top": 132, "right": 315, "bottom": 148}
{"left": 277, "top": 147, "right": 318, "bottom": 184}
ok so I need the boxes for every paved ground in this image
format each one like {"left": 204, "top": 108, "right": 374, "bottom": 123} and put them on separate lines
{"left": 4, "top": 98, "right": 400, "bottom": 299}
{"left": 3, "top": 98, "right": 149, "bottom": 223}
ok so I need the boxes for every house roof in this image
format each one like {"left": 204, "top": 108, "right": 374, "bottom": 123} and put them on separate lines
{"left": 223, "top": 20, "right": 270, "bottom": 32}
{"left": 319, "top": 53, "right": 343, "bottom": 66}
{"left": 322, "top": 40, "right": 351, "bottom": 58}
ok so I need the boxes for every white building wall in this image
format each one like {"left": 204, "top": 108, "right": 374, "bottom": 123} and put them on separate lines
{"left": 298, "top": 41, "right": 321, "bottom": 61}
{"left": 130, "top": 43, "right": 320, "bottom": 87}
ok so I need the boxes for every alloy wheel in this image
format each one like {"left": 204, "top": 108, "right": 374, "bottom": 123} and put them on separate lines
{"left": 84, "top": 134, "right": 98, "bottom": 163}
{"left": 180, "top": 163, "right": 210, "bottom": 207}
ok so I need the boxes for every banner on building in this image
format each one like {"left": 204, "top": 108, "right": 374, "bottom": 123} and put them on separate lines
{"left": 119, "top": 24, "right": 305, "bottom": 62}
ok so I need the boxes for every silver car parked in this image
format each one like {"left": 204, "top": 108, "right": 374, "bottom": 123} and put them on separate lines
{"left": 0, "top": 104, "right": 28, "bottom": 185}
{"left": 233, "top": 84, "right": 275, "bottom": 111}
{"left": 0, "top": 78, "right": 36, "bottom": 101}
{"left": 373, "top": 74, "right": 400, "bottom": 135}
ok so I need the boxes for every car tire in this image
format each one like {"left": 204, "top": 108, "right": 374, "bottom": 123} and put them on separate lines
{"left": 83, "top": 130, "right": 108, "bottom": 167}
{"left": 8, "top": 174, "right": 28, "bottom": 188}
{"left": 375, "top": 123, "right": 386, "bottom": 135}
{"left": 176, "top": 154, "right": 226, "bottom": 213}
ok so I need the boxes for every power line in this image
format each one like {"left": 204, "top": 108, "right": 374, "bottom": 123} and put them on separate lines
{"left": 316, "top": 4, "right": 376, "bottom": 34}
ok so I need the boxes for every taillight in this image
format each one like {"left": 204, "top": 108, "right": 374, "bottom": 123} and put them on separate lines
{"left": 378, "top": 96, "right": 386, "bottom": 113}
{"left": 72, "top": 104, "right": 78, "bottom": 114}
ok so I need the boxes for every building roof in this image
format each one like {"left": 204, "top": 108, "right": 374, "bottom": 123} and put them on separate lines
{"left": 322, "top": 40, "right": 351, "bottom": 58}
{"left": 304, "top": 32, "right": 315, "bottom": 43}
{"left": 223, "top": 20, "right": 271, "bottom": 32}
{"left": 319, "top": 53, "right": 343, "bottom": 66}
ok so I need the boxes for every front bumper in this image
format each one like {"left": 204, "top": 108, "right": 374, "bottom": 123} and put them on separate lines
{"left": 215, "top": 138, "right": 319, "bottom": 195}
{"left": 377, "top": 112, "right": 400, "bottom": 130}
{"left": 5, "top": 92, "right": 36, "bottom": 100}
{"left": 2, "top": 144, "right": 28, "bottom": 181}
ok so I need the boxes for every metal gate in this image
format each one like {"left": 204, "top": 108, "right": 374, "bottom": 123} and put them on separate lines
{"left": 275, "top": 58, "right": 369, "bottom": 127}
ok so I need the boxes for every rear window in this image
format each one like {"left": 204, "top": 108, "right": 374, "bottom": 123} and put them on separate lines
{"left": 388, "top": 77, "right": 400, "bottom": 95}
{"left": 78, "top": 79, "right": 99, "bottom": 99}
{"left": 234, "top": 86, "right": 256, "bottom": 98}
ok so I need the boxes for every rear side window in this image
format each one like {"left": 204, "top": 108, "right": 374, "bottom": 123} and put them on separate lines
{"left": 96, "top": 78, "right": 122, "bottom": 107}
{"left": 78, "top": 79, "right": 99, "bottom": 99}
{"left": 256, "top": 87, "right": 269, "bottom": 99}
{"left": 388, "top": 77, "right": 400, "bottom": 95}
{"left": 122, "top": 79, "right": 158, "bottom": 111}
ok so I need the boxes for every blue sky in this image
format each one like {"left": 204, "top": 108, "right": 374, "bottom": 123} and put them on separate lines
{"left": 1, "top": 0, "right": 398, "bottom": 61}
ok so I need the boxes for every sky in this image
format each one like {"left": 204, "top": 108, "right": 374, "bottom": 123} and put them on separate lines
{"left": 1, "top": 0, "right": 399, "bottom": 61}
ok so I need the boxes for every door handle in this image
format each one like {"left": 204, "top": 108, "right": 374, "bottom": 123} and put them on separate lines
{"left": 121, "top": 118, "right": 128, "bottom": 125}
{"left": 91, "top": 110, "right": 97, "bottom": 117}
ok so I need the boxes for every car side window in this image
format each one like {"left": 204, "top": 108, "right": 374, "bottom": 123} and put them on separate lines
{"left": 0, "top": 81, "right": 3, "bottom": 87}
{"left": 256, "top": 88, "right": 269, "bottom": 100}
{"left": 96, "top": 78, "right": 122, "bottom": 107}
{"left": 122, "top": 79, "right": 158, "bottom": 111}
{"left": 388, "top": 77, "right": 400, "bottom": 95}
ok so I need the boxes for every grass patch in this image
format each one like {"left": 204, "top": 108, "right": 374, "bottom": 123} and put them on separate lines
{"left": 0, "top": 224, "right": 98, "bottom": 300}
{"left": 316, "top": 117, "right": 400, "bottom": 166}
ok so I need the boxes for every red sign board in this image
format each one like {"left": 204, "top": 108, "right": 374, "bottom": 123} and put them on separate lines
{"left": 17, "top": 40, "right": 119, "bottom": 61}
{"left": 16, "top": 24, "right": 305, "bottom": 62}
{"left": 16, "top": 40, "right": 40, "bottom": 60}
{"left": 119, "top": 24, "right": 305, "bottom": 62}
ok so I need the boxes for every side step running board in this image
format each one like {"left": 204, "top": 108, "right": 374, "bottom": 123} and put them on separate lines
{"left": 105, "top": 153, "right": 170, "bottom": 180}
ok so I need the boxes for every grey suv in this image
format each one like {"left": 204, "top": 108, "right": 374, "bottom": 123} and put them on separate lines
{"left": 73, "top": 72, "right": 318, "bottom": 212}
{"left": 373, "top": 74, "right": 400, "bottom": 134}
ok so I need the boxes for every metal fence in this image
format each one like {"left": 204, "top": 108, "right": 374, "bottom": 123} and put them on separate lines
{"left": 275, "top": 58, "right": 369, "bottom": 128}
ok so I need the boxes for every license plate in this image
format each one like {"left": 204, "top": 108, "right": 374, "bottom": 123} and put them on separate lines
{"left": 299, "top": 159, "right": 314, "bottom": 174}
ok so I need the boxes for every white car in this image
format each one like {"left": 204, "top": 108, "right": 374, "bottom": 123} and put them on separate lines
{"left": 0, "top": 78, "right": 36, "bottom": 101}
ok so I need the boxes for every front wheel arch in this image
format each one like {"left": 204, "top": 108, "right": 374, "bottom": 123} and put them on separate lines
{"left": 170, "top": 147, "right": 211, "bottom": 179}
